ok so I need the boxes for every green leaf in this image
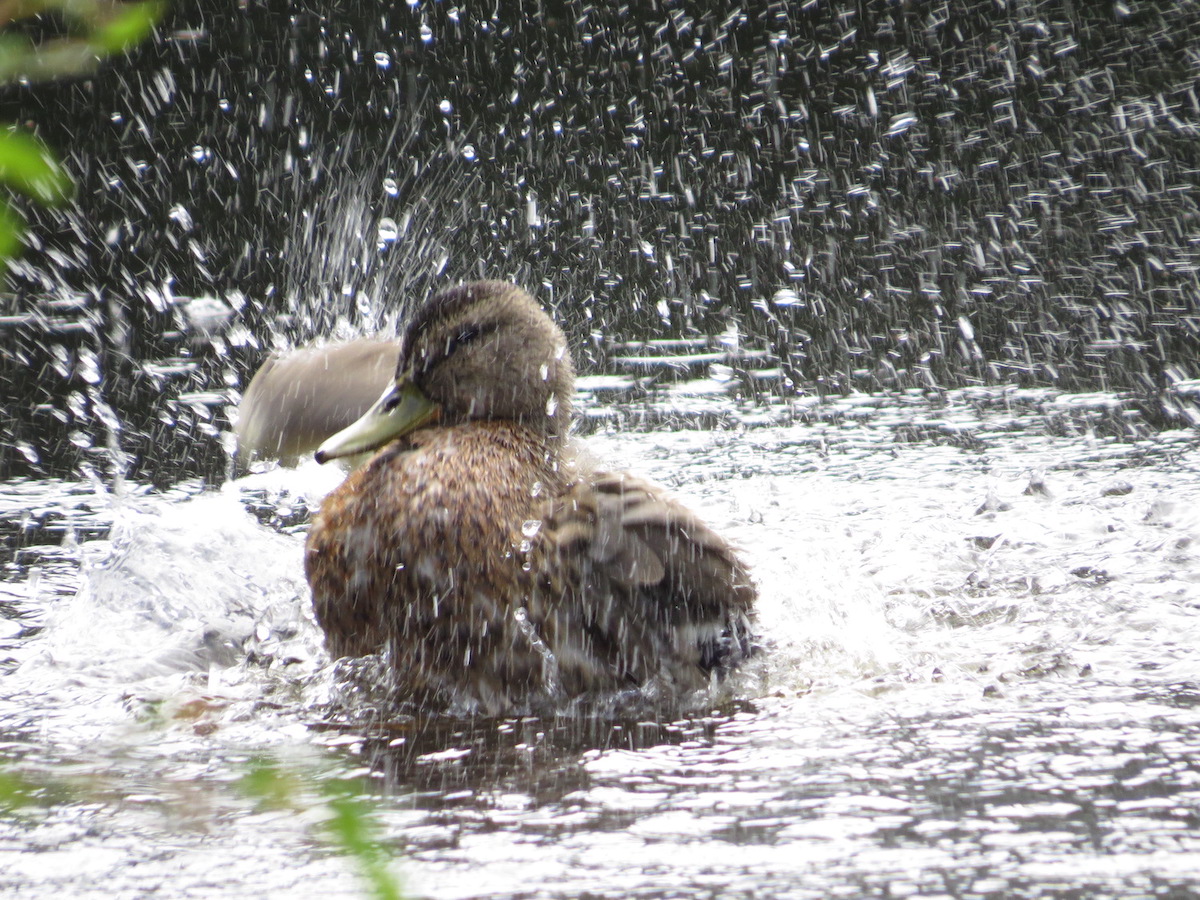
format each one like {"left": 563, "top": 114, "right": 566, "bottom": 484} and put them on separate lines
{"left": 238, "top": 757, "right": 299, "bottom": 810}
{"left": 0, "top": 200, "right": 25, "bottom": 275}
{"left": 0, "top": 769, "right": 34, "bottom": 810}
{"left": 92, "top": 1, "right": 165, "bottom": 55}
{"left": 0, "top": 131, "right": 73, "bottom": 205}
{"left": 325, "top": 793, "right": 404, "bottom": 900}
{"left": 238, "top": 760, "right": 405, "bottom": 900}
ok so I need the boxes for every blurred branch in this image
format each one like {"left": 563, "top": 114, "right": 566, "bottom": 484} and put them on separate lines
{"left": 0, "top": 0, "right": 164, "bottom": 83}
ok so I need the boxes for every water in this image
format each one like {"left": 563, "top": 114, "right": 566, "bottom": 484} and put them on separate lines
{"left": 6, "top": 2, "right": 1200, "bottom": 487}
{"left": 5, "top": 1, "right": 1200, "bottom": 895}
{"left": 3, "top": 385, "right": 1200, "bottom": 898}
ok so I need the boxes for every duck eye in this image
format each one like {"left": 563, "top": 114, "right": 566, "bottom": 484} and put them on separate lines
{"left": 438, "top": 324, "right": 494, "bottom": 363}
{"left": 447, "top": 326, "right": 480, "bottom": 355}
{"left": 415, "top": 323, "right": 492, "bottom": 376}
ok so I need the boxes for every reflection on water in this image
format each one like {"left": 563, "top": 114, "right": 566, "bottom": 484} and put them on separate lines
{"left": 2, "top": 388, "right": 1200, "bottom": 898}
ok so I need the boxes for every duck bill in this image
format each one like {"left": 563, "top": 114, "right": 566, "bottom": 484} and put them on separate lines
{"left": 314, "top": 377, "right": 438, "bottom": 464}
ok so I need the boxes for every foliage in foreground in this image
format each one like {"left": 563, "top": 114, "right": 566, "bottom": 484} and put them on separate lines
{"left": 0, "top": 0, "right": 163, "bottom": 277}
{"left": 239, "top": 757, "right": 406, "bottom": 900}
{"left": 1, "top": 756, "right": 405, "bottom": 899}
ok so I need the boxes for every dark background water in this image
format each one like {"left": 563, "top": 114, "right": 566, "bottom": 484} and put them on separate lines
{"left": 2, "top": 0, "right": 1199, "bottom": 485}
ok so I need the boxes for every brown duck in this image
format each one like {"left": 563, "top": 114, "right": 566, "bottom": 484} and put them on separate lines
{"left": 290, "top": 281, "right": 756, "bottom": 713}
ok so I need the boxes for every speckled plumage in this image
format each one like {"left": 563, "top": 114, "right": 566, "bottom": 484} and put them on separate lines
{"left": 303, "top": 281, "right": 756, "bottom": 713}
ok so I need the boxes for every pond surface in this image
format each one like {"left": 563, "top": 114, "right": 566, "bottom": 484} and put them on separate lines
{"left": 3, "top": 386, "right": 1200, "bottom": 898}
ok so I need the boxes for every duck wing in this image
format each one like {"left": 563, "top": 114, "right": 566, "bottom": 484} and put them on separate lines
{"left": 236, "top": 339, "right": 400, "bottom": 467}
{"left": 527, "top": 471, "right": 756, "bottom": 693}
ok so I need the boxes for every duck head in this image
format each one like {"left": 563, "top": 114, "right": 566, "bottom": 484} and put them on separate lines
{"left": 315, "top": 281, "right": 575, "bottom": 464}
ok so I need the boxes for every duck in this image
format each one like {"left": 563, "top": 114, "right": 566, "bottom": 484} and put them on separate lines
{"left": 280, "top": 281, "right": 755, "bottom": 714}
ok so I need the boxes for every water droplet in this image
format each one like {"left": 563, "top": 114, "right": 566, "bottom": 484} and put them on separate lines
{"left": 383, "top": 176, "right": 399, "bottom": 196}
{"left": 168, "top": 205, "right": 194, "bottom": 230}
{"left": 377, "top": 217, "right": 399, "bottom": 244}
{"left": 190, "top": 145, "right": 210, "bottom": 164}
{"left": 92, "top": 397, "right": 121, "bottom": 432}
{"left": 439, "top": 99, "right": 453, "bottom": 115}
{"left": 78, "top": 350, "right": 101, "bottom": 385}
{"left": 420, "top": 23, "right": 433, "bottom": 42}
{"left": 522, "top": 519, "right": 542, "bottom": 539}
{"left": 461, "top": 144, "right": 476, "bottom": 161}
{"left": 773, "top": 288, "right": 803, "bottom": 307}
{"left": 373, "top": 51, "right": 391, "bottom": 69}
{"left": 884, "top": 112, "right": 918, "bottom": 137}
